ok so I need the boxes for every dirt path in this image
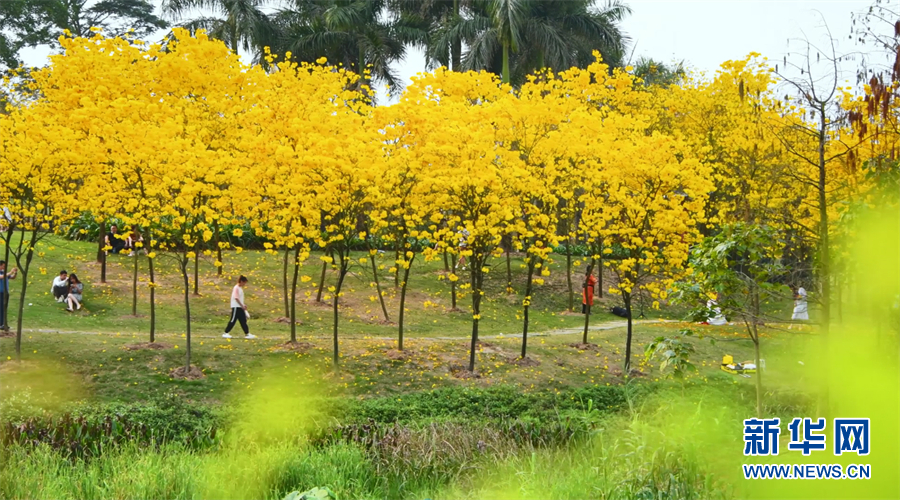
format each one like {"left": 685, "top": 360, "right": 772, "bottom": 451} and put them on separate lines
{"left": 15, "top": 318, "right": 680, "bottom": 341}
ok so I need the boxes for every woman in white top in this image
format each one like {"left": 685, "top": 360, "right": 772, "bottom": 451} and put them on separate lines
{"left": 791, "top": 285, "right": 809, "bottom": 323}
{"left": 222, "top": 275, "right": 256, "bottom": 339}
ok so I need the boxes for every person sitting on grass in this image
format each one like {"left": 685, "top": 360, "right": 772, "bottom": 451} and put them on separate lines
{"left": 124, "top": 228, "right": 144, "bottom": 257}
{"left": 51, "top": 270, "right": 69, "bottom": 302}
{"left": 222, "top": 275, "right": 256, "bottom": 339}
{"left": 105, "top": 225, "right": 126, "bottom": 254}
{"left": 65, "top": 274, "right": 84, "bottom": 312}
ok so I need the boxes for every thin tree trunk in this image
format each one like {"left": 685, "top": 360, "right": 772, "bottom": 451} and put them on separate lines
{"left": 444, "top": 250, "right": 457, "bottom": 310}
{"left": 316, "top": 251, "right": 330, "bottom": 303}
{"left": 283, "top": 248, "right": 290, "bottom": 317}
{"left": 214, "top": 220, "right": 223, "bottom": 277}
{"left": 131, "top": 254, "right": 138, "bottom": 316}
{"left": 451, "top": 0, "right": 461, "bottom": 71}
{"left": 192, "top": 251, "right": 199, "bottom": 296}
{"left": 398, "top": 255, "right": 415, "bottom": 350}
{"left": 566, "top": 236, "right": 574, "bottom": 311}
{"left": 97, "top": 221, "right": 105, "bottom": 262}
{"left": 623, "top": 291, "right": 633, "bottom": 374}
{"left": 149, "top": 256, "right": 156, "bottom": 343}
{"left": 521, "top": 260, "right": 537, "bottom": 358}
{"left": 468, "top": 258, "right": 484, "bottom": 372}
{"left": 332, "top": 252, "right": 348, "bottom": 366}
{"left": 290, "top": 246, "right": 301, "bottom": 342}
{"left": 501, "top": 42, "right": 511, "bottom": 84}
{"left": 100, "top": 221, "right": 107, "bottom": 284}
{"left": 750, "top": 286, "right": 762, "bottom": 417}
{"left": 505, "top": 240, "right": 513, "bottom": 294}
{"left": 598, "top": 246, "right": 603, "bottom": 298}
{"left": 181, "top": 258, "right": 192, "bottom": 370}
{"left": 13, "top": 231, "right": 37, "bottom": 360}
{"left": 370, "top": 248, "right": 390, "bottom": 322}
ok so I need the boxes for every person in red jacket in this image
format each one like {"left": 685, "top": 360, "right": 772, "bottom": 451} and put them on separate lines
{"left": 582, "top": 268, "right": 597, "bottom": 314}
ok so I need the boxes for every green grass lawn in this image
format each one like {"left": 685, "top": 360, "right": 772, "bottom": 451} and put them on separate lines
{"left": 0, "top": 235, "right": 809, "bottom": 405}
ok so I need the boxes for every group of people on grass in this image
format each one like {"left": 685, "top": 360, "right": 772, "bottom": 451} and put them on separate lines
{"left": 105, "top": 225, "right": 144, "bottom": 256}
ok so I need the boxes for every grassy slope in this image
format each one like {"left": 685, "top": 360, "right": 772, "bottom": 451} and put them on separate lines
{"left": 0, "top": 236, "right": 808, "bottom": 406}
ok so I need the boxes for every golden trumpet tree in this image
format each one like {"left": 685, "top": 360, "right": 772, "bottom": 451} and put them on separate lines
{"left": 561, "top": 57, "right": 714, "bottom": 373}
{"left": 0, "top": 106, "right": 87, "bottom": 359}
{"left": 493, "top": 73, "right": 575, "bottom": 359}
{"left": 240, "top": 52, "right": 362, "bottom": 344}
{"left": 412, "top": 68, "right": 518, "bottom": 373}
{"left": 370, "top": 100, "right": 437, "bottom": 351}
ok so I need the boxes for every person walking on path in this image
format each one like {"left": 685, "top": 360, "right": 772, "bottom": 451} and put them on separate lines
{"left": 0, "top": 260, "right": 17, "bottom": 330}
{"left": 222, "top": 275, "right": 256, "bottom": 339}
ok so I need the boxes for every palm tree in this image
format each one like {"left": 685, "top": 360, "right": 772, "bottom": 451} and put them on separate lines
{"left": 461, "top": 0, "right": 631, "bottom": 85}
{"left": 272, "top": 0, "right": 406, "bottom": 99}
{"left": 390, "top": 0, "right": 470, "bottom": 72}
{"left": 161, "top": 0, "right": 277, "bottom": 61}
{"left": 632, "top": 57, "right": 685, "bottom": 88}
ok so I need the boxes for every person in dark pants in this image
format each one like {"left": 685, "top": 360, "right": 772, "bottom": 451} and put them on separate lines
{"left": 222, "top": 275, "right": 255, "bottom": 339}
{"left": 105, "top": 225, "right": 126, "bottom": 254}
{"left": 51, "top": 270, "right": 69, "bottom": 302}
{"left": 0, "top": 260, "right": 18, "bottom": 330}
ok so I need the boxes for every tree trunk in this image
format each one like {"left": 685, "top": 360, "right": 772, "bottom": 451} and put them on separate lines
{"left": 451, "top": 0, "right": 461, "bottom": 71}
{"left": 214, "top": 220, "right": 223, "bottom": 277}
{"left": 505, "top": 240, "right": 513, "bottom": 294}
{"left": 100, "top": 221, "right": 107, "bottom": 284}
{"left": 521, "top": 260, "right": 537, "bottom": 358}
{"left": 332, "top": 251, "right": 348, "bottom": 366}
{"left": 283, "top": 248, "right": 290, "bottom": 317}
{"left": 131, "top": 253, "right": 138, "bottom": 316}
{"left": 290, "top": 246, "right": 301, "bottom": 342}
{"left": 398, "top": 255, "right": 415, "bottom": 351}
{"left": 192, "top": 251, "right": 200, "bottom": 296}
{"left": 370, "top": 248, "right": 390, "bottom": 322}
{"left": 181, "top": 257, "right": 192, "bottom": 370}
{"left": 566, "top": 237, "right": 574, "bottom": 311}
{"left": 316, "top": 252, "right": 329, "bottom": 303}
{"left": 468, "top": 258, "right": 484, "bottom": 372}
{"left": 817, "top": 105, "right": 831, "bottom": 337}
{"left": 623, "top": 291, "right": 633, "bottom": 373}
{"left": 97, "top": 220, "right": 105, "bottom": 262}
{"left": 501, "top": 41, "right": 511, "bottom": 84}
{"left": 444, "top": 250, "right": 457, "bottom": 310}
{"left": 13, "top": 232, "right": 37, "bottom": 360}
{"left": 598, "top": 246, "right": 603, "bottom": 298}
{"left": 149, "top": 256, "right": 156, "bottom": 343}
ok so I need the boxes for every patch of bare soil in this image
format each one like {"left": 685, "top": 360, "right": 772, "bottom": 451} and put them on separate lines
{"left": 272, "top": 317, "right": 302, "bottom": 325}
{"left": 628, "top": 369, "right": 647, "bottom": 377}
{"left": 0, "top": 360, "right": 41, "bottom": 372}
{"left": 271, "top": 341, "right": 313, "bottom": 353}
{"left": 568, "top": 342, "right": 600, "bottom": 351}
{"left": 508, "top": 356, "right": 541, "bottom": 367}
{"left": 169, "top": 365, "right": 205, "bottom": 380}
{"left": 0, "top": 330, "right": 14, "bottom": 338}
{"left": 124, "top": 342, "right": 172, "bottom": 351}
{"left": 559, "top": 310, "right": 582, "bottom": 316}
{"left": 384, "top": 349, "right": 411, "bottom": 361}
{"left": 449, "top": 364, "right": 482, "bottom": 379}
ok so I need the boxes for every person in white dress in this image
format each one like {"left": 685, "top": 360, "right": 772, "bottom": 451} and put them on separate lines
{"left": 790, "top": 285, "right": 809, "bottom": 329}
{"left": 706, "top": 297, "right": 728, "bottom": 325}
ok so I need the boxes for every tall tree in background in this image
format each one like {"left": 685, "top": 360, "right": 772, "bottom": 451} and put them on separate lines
{"left": 272, "top": 0, "right": 406, "bottom": 98}
{"left": 0, "top": 0, "right": 166, "bottom": 71}
{"left": 391, "top": 0, "right": 470, "bottom": 71}
{"left": 462, "top": 0, "right": 631, "bottom": 84}
{"left": 162, "top": 0, "right": 275, "bottom": 60}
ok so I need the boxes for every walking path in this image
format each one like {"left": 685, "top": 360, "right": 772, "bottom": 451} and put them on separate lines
{"left": 16, "top": 318, "right": 681, "bottom": 341}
